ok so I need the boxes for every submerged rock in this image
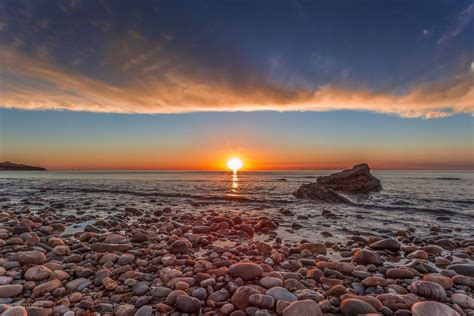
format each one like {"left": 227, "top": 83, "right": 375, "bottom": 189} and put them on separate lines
{"left": 293, "top": 183, "right": 350, "bottom": 203}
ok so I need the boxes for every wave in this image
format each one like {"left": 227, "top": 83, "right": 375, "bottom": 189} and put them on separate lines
{"left": 42, "top": 187, "right": 294, "bottom": 204}
{"left": 355, "top": 202, "right": 472, "bottom": 217}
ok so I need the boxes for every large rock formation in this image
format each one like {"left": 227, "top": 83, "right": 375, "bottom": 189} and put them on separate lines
{"left": 316, "top": 163, "right": 381, "bottom": 194}
{"left": 294, "top": 163, "right": 381, "bottom": 203}
{"left": 0, "top": 161, "right": 46, "bottom": 171}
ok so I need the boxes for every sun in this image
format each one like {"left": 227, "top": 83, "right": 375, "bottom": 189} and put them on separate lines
{"left": 227, "top": 158, "right": 243, "bottom": 173}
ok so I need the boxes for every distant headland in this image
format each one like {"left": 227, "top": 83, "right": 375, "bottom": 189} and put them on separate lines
{"left": 0, "top": 161, "right": 46, "bottom": 171}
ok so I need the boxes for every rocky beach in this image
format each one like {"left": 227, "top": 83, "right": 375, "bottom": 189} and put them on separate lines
{"left": 0, "top": 168, "right": 473, "bottom": 316}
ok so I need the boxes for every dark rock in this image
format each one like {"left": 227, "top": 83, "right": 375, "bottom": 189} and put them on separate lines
{"left": 293, "top": 183, "right": 350, "bottom": 203}
{"left": 316, "top": 163, "right": 382, "bottom": 193}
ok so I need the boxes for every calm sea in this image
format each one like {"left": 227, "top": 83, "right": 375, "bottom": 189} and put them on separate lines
{"left": 1, "top": 170, "right": 473, "bottom": 241}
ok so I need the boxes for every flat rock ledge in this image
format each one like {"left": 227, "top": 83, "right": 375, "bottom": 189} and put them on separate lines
{"left": 294, "top": 163, "right": 381, "bottom": 203}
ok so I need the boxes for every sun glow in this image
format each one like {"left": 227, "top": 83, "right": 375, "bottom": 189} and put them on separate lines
{"left": 227, "top": 158, "right": 243, "bottom": 173}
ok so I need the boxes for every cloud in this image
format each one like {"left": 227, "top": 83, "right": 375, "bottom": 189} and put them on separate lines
{"left": 438, "top": 3, "right": 474, "bottom": 44}
{"left": 0, "top": 48, "right": 473, "bottom": 118}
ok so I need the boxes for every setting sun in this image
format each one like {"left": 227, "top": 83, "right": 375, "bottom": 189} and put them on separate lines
{"left": 227, "top": 158, "right": 243, "bottom": 173}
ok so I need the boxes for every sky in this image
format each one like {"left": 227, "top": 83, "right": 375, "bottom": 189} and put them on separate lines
{"left": 0, "top": 0, "right": 473, "bottom": 170}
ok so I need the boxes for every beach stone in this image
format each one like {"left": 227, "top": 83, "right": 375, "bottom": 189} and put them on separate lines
{"left": 169, "top": 239, "right": 192, "bottom": 254}
{"left": 8, "top": 251, "right": 46, "bottom": 265}
{"left": 91, "top": 243, "right": 133, "bottom": 252}
{"left": 409, "top": 281, "right": 446, "bottom": 301}
{"left": 135, "top": 305, "right": 153, "bottom": 316}
{"left": 423, "top": 273, "right": 453, "bottom": 289}
{"left": 118, "top": 253, "right": 135, "bottom": 265}
{"left": 192, "top": 226, "right": 211, "bottom": 234}
{"left": 447, "top": 264, "right": 474, "bottom": 277}
{"left": 411, "top": 301, "right": 460, "bottom": 316}
{"left": 386, "top": 268, "right": 417, "bottom": 279}
{"left": 298, "top": 242, "right": 327, "bottom": 255}
{"left": 0, "top": 284, "right": 23, "bottom": 298}
{"left": 2, "top": 306, "right": 27, "bottom": 316}
{"left": 231, "top": 286, "right": 262, "bottom": 310}
{"left": 340, "top": 298, "right": 377, "bottom": 316}
{"left": 221, "top": 303, "right": 235, "bottom": 314}
{"left": 102, "top": 277, "right": 118, "bottom": 290}
{"left": 229, "top": 262, "right": 263, "bottom": 280}
{"left": 50, "top": 270, "right": 70, "bottom": 281}
{"left": 376, "top": 293, "right": 417, "bottom": 310}
{"left": 282, "top": 299, "right": 322, "bottom": 316}
{"left": 452, "top": 275, "right": 473, "bottom": 287}
{"left": 132, "top": 281, "right": 149, "bottom": 295}
{"left": 0, "top": 276, "right": 12, "bottom": 285}
{"left": 451, "top": 293, "right": 474, "bottom": 309}
{"left": 175, "top": 295, "right": 202, "bottom": 313}
{"left": 151, "top": 286, "right": 173, "bottom": 298}
{"left": 248, "top": 294, "right": 275, "bottom": 309}
{"left": 316, "top": 163, "right": 382, "bottom": 193}
{"left": 208, "top": 289, "right": 229, "bottom": 302}
{"left": 369, "top": 238, "right": 401, "bottom": 251}
{"left": 260, "top": 276, "right": 283, "bottom": 289}
{"left": 266, "top": 287, "right": 297, "bottom": 302}
{"left": 32, "top": 279, "right": 62, "bottom": 297}
{"left": 66, "top": 278, "right": 88, "bottom": 291}
{"left": 115, "top": 304, "right": 136, "bottom": 316}
{"left": 362, "top": 276, "right": 389, "bottom": 287}
{"left": 352, "top": 249, "right": 382, "bottom": 265}
{"left": 25, "top": 265, "right": 52, "bottom": 281}
{"left": 104, "top": 233, "right": 123, "bottom": 243}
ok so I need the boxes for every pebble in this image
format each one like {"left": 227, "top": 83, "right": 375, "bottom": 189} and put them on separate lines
{"left": 411, "top": 301, "right": 460, "bottom": 316}
{"left": 340, "top": 298, "right": 377, "bottom": 316}
{"left": 229, "top": 262, "right": 263, "bottom": 280}
{"left": 282, "top": 299, "right": 322, "bottom": 316}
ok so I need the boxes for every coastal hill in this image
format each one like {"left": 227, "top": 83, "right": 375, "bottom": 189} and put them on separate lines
{"left": 0, "top": 161, "right": 46, "bottom": 171}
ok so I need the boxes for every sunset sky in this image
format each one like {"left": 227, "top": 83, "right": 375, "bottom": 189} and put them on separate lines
{"left": 0, "top": 0, "right": 473, "bottom": 170}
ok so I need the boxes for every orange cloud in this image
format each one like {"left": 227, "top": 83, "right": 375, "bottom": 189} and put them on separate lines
{"left": 1, "top": 49, "right": 472, "bottom": 118}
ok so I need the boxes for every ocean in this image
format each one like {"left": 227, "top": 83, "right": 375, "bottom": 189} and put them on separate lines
{"left": 1, "top": 170, "right": 473, "bottom": 243}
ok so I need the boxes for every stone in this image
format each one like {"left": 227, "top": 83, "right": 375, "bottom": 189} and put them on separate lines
{"left": 0, "top": 284, "right": 23, "bottom": 298}
{"left": 340, "top": 298, "right": 377, "bottom": 316}
{"left": 91, "top": 243, "right": 133, "bottom": 252}
{"left": 447, "top": 264, "right": 474, "bottom": 277}
{"left": 169, "top": 239, "right": 192, "bottom": 254}
{"left": 409, "top": 281, "right": 446, "bottom": 302}
{"left": 248, "top": 294, "right": 275, "bottom": 309}
{"left": 8, "top": 251, "right": 46, "bottom": 265}
{"left": 260, "top": 276, "right": 283, "bottom": 289}
{"left": 352, "top": 249, "right": 383, "bottom": 265}
{"left": 266, "top": 287, "right": 297, "bottom": 302}
{"left": 362, "top": 276, "right": 389, "bottom": 287}
{"left": 422, "top": 273, "right": 453, "bottom": 289}
{"left": 2, "top": 306, "right": 27, "bottom": 316}
{"left": 298, "top": 243, "right": 327, "bottom": 255}
{"left": 151, "top": 286, "right": 173, "bottom": 298}
{"left": 32, "top": 279, "right": 62, "bottom": 297}
{"left": 229, "top": 262, "right": 263, "bottom": 280}
{"left": 369, "top": 238, "right": 401, "bottom": 251}
{"left": 451, "top": 293, "right": 474, "bottom": 309}
{"left": 175, "top": 295, "right": 202, "bottom": 313}
{"left": 115, "top": 304, "right": 136, "bottom": 316}
{"left": 25, "top": 265, "right": 52, "bottom": 281}
{"left": 282, "top": 299, "right": 322, "bottom": 316}
{"left": 411, "top": 301, "right": 460, "bottom": 316}
{"left": 386, "top": 268, "right": 417, "bottom": 279}
{"left": 376, "top": 293, "right": 417, "bottom": 310}
{"left": 231, "top": 286, "right": 262, "bottom": 310}
{"left": 135, "top": 305, "right": 153, "bottom": 316}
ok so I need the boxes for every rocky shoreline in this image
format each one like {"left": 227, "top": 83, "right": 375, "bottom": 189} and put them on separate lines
{"left": 0, "top": 203, "right": 473, "bottom": 316}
